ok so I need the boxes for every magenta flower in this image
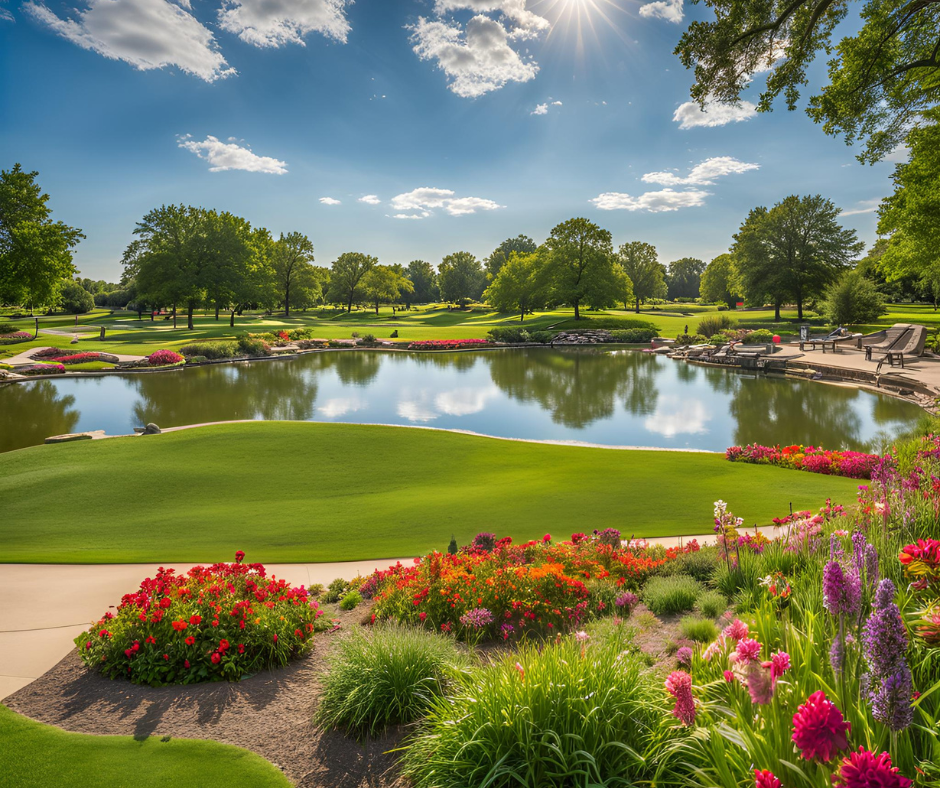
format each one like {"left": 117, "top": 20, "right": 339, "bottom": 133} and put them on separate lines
{"left": 754, "top": 769, "right": 782, "bottom": 788}
{"left": 832, "top": 747, "right": 912, "bottom": 788}
{"left": 722, "top": 619, "right": 749, "bottom": 641}
{"left": 665, "top": 670, "right": 696, "bottom": 726}
{"left": 792, "top": 690, "right": 851, "bottom": 762}
{"left": 735, "top": 637, "right": 762, "bottom": 663}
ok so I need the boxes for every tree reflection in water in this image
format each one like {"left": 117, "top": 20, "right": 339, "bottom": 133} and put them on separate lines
{"left": 485, "top": 348, "right": 659, "bottom": 429}
{"left": 0, "top": 381, "right": 79, "bottom": 452}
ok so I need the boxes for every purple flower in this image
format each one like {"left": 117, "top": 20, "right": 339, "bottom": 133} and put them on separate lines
{"left": 864, "top": 545, "right": 879, "bottom": 590}
{"left": 615, "top": 592, "right": 638, "bottom": 610}
{"left": 824, "top": 560, "right": 861, "bottom": 620}
{"left": 500, "top": 622, "right": 514, "bottom": 640}
{"left": 863, "top": 579, "right": 912, "bottom": 731}
{"left": 829, "top": 636, "right": 845, "bottom": 675}
{"left": 676, "top": 646, "right": 693, "bottom": 667}
{"left": 459, "top": 607, "right": 494, "bottom": 629}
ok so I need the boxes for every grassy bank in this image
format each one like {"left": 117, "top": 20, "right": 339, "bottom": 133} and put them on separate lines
{"left": 0, "top": 705, "right": 290, "bottom": 787}
{"left": 0, "top": 422, "right": 859, "bottom": 564}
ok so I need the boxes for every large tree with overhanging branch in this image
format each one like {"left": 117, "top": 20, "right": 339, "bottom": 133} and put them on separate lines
{"left": 543, "top": 218, "right": 619, "bottom": 320}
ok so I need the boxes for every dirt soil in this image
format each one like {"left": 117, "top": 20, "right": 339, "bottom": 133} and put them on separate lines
{"left": 5, "top": 602, "right": 406, "bottom": 788}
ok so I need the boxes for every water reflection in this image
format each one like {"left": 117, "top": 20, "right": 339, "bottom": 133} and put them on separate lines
{"left": 0, "top": 348, "right": 922, "bottom": 453}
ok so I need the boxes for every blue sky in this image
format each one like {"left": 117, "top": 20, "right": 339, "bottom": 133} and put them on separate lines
{"left": 1, "top": 0, "right": 899, "bottom": 281}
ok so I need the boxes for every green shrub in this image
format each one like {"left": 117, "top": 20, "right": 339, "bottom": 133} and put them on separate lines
{"left": 322, "top": 577, "right": 349, "bottom": 603}
{"left": 339, "top": 590, "right": 362, "bottom": 610}
{"left": 0, "top": 323, "right": 18, "bottom": 334}
{"left": 308, "top": 583, "right": 324, "bottom": 597}
{"left": 185, "top": 355, "right": 208, "bottom": 364}
{"left": 695, "top": 590, "right": 727, "bottom": 619}
{"left": 488, "top": 327, "right": 552, "bottom": 343}
{"left": 674, "top": 333, "right": 708, "bottom": 345}
{"left": 671, "top": 547, "right": 718, "bottom": 583}
{"left": 316, "top": 624, "right": 468, "bottom": 738}
{"left": 610, "top": 328, "right": 658, "bottom": 343}
{"left": 708, "top": 333, "right": 727, "bottom": 344}
{"left": 556, "top": 317, "right": 657, "bottom": 331}
{"left": 400, "top": 637, "right": 657, "bottom": 787}
{"left": 236, "top": 336, "right": 271, "bottom": 357}
{"left": 743, "top": 329, "right": 774, "bottom": 344}
{"left": 179, "top": 341, "right": 238, "bottom": 359}
{"left": 696, "top": 314, "right": 736, "bottom": 338}
{"left": 642, "top": 575, "right": 702, "bottom": 615}
{"left": 678, "top": 616, "right": 719, "bottom": 643}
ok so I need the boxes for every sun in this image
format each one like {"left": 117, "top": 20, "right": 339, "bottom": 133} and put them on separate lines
{"left": 532, "top": 0, "right": 628, "bottom": 54}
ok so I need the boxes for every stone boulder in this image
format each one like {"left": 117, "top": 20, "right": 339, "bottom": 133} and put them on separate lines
{"left": 550, "top": 330, "right": 613, "bottom": 345}
{"left": 142, "top": 423, "right": 162, "bottom": 435}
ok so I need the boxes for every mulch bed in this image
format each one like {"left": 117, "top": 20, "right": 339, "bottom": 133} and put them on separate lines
{"left": 5, "top": 602, "right": 406, "bottom": 788}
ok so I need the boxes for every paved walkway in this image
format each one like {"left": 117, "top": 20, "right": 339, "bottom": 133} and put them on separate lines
{"left": 0, "top": 528, "right": 780, "bottom": 701}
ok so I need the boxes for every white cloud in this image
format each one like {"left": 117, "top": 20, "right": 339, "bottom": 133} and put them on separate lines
{"left": 884, "top": 144, "right": 910, "bottom": 163}
{"left": 24, "top": 0, "right": 234, "bottom": 82}
{"left": 531, "top": 99, "right": 561, "bottom": 115}
{"left": 178, "top": 135, "right": 288, "bottom": 174}
{"left": 390, "top": 187, "right": 503, "bottom": 217}
{"left": 397, "top": 398, "right": 438, "bottom": 422}
{"left": 642, "top": 156, "right": 759, "bottom": 186}
{"left": 644, "top": 397, "right": 710, "bottom": 437}
{"left": 433, "top": 0, "right": 549, "bottom": 37}
{"left": 218, "top": 0, "right": 350, "bottom": 48}
{"left": 318, "top": 396, "right": 364, "bottom": 417}
{"left": 409, "top": 14, "right": 540, "bottom": 98}
{"left": 319, "top": 196, "right": 341, "bottom": 205}
{"left": 0, "top": 1, "right": 13, "bottom": 21}
{"left": 842, "top": 199, "right": 881, "bottom": 217}
{"left": 358, "top": 194, "right": 381, "bottom": 205}
{"left": 673, "top": 97, "right": 758, "bottom": 129}
{"left": 638, "top": 0, "right": 683, "bottom": 23}
{"left": 590, "top": 189, "right": 710, "bottom": 212}
{"left": 434, "top": 386, "right": 498, "bottom": 416}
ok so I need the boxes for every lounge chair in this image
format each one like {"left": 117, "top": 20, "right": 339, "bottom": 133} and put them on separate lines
{"left": 800, "top": 328, "right": 863, "bottom": 353}
{"left": 863, "top": 324, "right": 913, "bottom": 361}
{"left": 883, "top": 325, "right": 928, "bottom": 368}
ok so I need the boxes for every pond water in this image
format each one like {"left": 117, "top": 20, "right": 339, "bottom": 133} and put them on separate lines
{"left": 0, "top": 348, "right": 922, "bottom": 454}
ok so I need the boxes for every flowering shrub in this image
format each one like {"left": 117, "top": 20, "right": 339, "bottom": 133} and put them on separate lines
{"left": 726, "top": 443, "right": 882, "bottom": 479}
{"left": 32, "top": 347, "right": 70, "bottom": 359}
{"left": 44, "top": 352, "right": 102, "bottom": 364}
{"left": 147, "top": 349, "right": 185, "bottom": 366}
{"left": 19, "top": 363, "right": 65, "bottom": 375}
{"left": 75, "top": 552, "right": 327, "bottom": 686}
{"left": 0, "top": 331, "right": 32, "bottom": 344}
{"left": 368, "top": 533, "right": 697, "bottom": 642}
{"left": 407, "top": 339, "right": 490, "bottom": 350}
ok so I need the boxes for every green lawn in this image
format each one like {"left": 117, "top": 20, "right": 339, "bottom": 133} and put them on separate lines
{"left": 0, "top": 422, "right": 860, "bottom": 564}
{"left": 0, "top": 705, "right": 290, "bottom": 788}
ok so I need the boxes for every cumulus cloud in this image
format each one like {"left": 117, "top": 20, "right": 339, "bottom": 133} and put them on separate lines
{"left": 434, "top": 386, "right": 498, "bottom": 416}
{"left": 390, "top": 187, "right": 503, "bottom": 218}
{"left": 0, "top": 1, "right": 13, "bottom": 21}
{"left": 884, "top": 144, "right": 910, "bottom": 163}
{"left": 638, "top": 0, "right": 683, "bottom": 23}
{"left": 673, "top": 97, "right": 758, "bottom": 129}
{"left": 531, "top": 99, "right": 561, "bottom": 115}
{"left": 644, "top": 396, "right": 710, "bottom": 437}
{"left": 410, "top": 1, "right": 547, "bottom": 98}
{"left": 24, "top": 0, "right": 234, "bottom": 82}
{"left": 358, "top": 194, "right": 381, "bottom": 205}
{"left": 841, "top": 199, "right": 881, "bottom": 217}
{"left": 218, "top": 0, "right": 350, "bottom": 48}
{"left": 642, "top": 156, "right": 759, "bottom": 186}
{"left": 178, "top": 135, "right": 288, "bottom": 174}
{"left": 319, "top": 196, "right": 341, "bottom": 205}
{"left": 317, "top": 396, "right": 364, "bottom": 417}
{"left": 590, "top": 189, "right": 710, "bottom": 212}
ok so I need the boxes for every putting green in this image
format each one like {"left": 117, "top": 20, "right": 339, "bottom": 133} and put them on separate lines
{"left": 0, "top": 422, "right": 860, "bottom": 564}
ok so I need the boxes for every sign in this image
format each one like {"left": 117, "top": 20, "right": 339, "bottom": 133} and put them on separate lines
{"left": 800, "top": 324, "right": 811, "bottom": 342}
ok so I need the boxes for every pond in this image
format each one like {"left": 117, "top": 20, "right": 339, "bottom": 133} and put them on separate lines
{"left": 0, "top": 348, "right": 922, "bottom": 454}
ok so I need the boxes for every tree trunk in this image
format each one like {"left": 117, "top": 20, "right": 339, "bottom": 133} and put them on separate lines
{"left": 215, "top": 305, "right": 220, "bottom": 320}
{"left": 635, "top": 297, "right": 641, "bottom": 314}
{"left": 173, "top": 304, "right": 177, "bottom": 329}
{"left": 230, "top": 310, "right": 236, "bottom": 327}
{"left": 520, "top": 309, "right": 524, "bottom": 322}
{"left": 796, "top": 292, "right": 804, "bottom": 320}
{"left": 150, "top": 311, "right": 154, "bottom": 322}
{"left": 375, "top": 300, "right": 379, "bottom": 315}
{"left": 285, "top": 285, "right": 290, "bottom": 318}
{"left": 574, "top": 300, "right": 580, "bottom": 320}
{"left": 347, "top": 295, "right": 353, "bottom": 314}
{"left": 187, "top": 303, "right": 194, "bottom": 331}
{"left": 774, "top": 300, "right": 781, "bottom": 322}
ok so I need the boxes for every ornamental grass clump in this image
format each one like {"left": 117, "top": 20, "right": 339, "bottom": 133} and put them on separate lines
{"left": 679, "top": 615, "right": 720, "bottom": 643}
{"left": 316, "top": 624, "right": 469, "bottom": 738}
{"left": 643, "top": 575, "right": 702, "bottom": 615}
{"left": 400, "top": 635, "right": 658, "bottom": 788}
{"left": 696, "top": 590, "right": 727, "bottom": 619}
{"left": 76, "top": 552, "right": 326, "bottom": 686}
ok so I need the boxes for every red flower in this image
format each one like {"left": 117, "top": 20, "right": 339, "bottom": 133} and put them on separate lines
{"left": 185, "top": 636, "right": 195, "bottom": 645}
{"left": 163, "top": 654, "right": 169, "bottom": 660}
{"left": 145, "top": 635, "right": 156, "bottom": 645}
{"left": 792, "top": 691, "right": 851, "bottom": 762}
{"left": 85, "top": 641, "right": 92, "bottom": 650}
{"left": 294, "top": 629, "right": 303, "bottom": 638}
{"left": 131, "top": 641, "right": 140, "bottom": 652}
{"left": 171, "top": 620, "right": 188, "bottom": 632}
{"left": 832, "top": 748, "right": 911, "bottom": 788}
{"left": 184, "top": 660, "right": 191, "bottom": 668}
{"left": 159, "top": 597, "right": 172, "bottom": 609}
{"left": 273, "top": 634, "right": 278, "bottom": 642}
{"left": 189, "top": 614, "right": 202, "bottom": 626}
{"left": 237, "top": 644, "right": 245, "bottom": 654}
{"left": 754, "top": 770, "right": 781, "bottom": 788}
{"left": 124, "top": 649, "right": 133, "bottom": 658}
{"left": 218, "top": 639, "right": 229, "bottom": 651}
{"left": 211, "top": 652, "right": 221, "bottom": 664}
{"left": 99, "top": 629, "right": 110, "bottom": 638}
{"left": 235, "top": 550, "right": 245, "bottom": 563}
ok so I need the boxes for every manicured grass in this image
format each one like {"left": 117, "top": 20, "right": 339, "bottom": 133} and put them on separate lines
{"left": 0, "top": 422, "right": 860, "bottom": 564}
{"left": 0, "top": 705, "right": 290, "bottom": 788}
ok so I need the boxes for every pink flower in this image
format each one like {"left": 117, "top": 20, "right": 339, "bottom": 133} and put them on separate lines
{"left": 723, "top": 619, "right": 749, "bottom": 641}
{"left": 702, "top": 638, "right": 724, "bottom": 661}
{"left": 515, "top": 662, "right": 525, "bottom": 681}
{"left": 665, "top": 670, "right": 696, "bottom": 726}
{"left": 574, "top": 631, "right": 590, "bottom": 642}
{"left": 723, "top": 670, "right": 735, "bottom": 682}
{"left": 745, "top": 663, "right": 774, "bottom": 705}
{"left": 792, "top": 690, "right": 851, "bottom": 762}
{"left": 832, "top": 747, "right": 912, "bottom": 788}
{"left": 735, "top": 638, "right": 762, "bottom": 663}
{"left": 769, "top": 651, "right": 790, "bottom": 683}
{"left": 754, "top": 770, "right": 782, "bottom": 788}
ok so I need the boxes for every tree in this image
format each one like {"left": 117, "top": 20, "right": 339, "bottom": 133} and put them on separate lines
{"left": 543, "top": 218, "right": 617, "bottom": 320}
{"left": 675, "top": 0, "right": 940, "bottom": 163}
{"left": 485, "top": 234, "right": 537, "bottom": 280}
{"left": 438, "top": 252, "right": 485, "bottom": 305}
{"left": 0, "top": 164, "right": 84, "bottom": 312}
{"left": 617, "top": 241, "right": 667, "bottom": 313}
{"left": 361, "top": 265, "right": 414, "bottom": 314}
{"left": 700, "top": 253, "right": 740, "bottom": 307}
{"left": 821, "top": 270, "right": 887, "bottom": 325}
{"left": 271, "top": 232, "right": 317, "bottom": 317}
{"left": 484, "top": 251, "right": 550, "bottom": 321}
{"left": 328, "top": 252, "right": 377, "bottom": 313}
{"left": 404, "top": 260, "right": 438, "bottom": 305}
{"left": 731, "top": 206, "right": 788, "bottom": 319}
{"left": 59, "top": 279, "right": 95, "bottom": 313}
{"left": 666, "top": 258, "right": 706, "bottom": 300}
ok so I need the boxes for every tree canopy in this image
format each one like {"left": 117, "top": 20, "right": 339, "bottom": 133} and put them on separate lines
{"left": 485, "top": 235, "right": 538, "bottom": 280}
{"left": 327, "top": 252, "right": 377, "bottom": 313}
{"left": 543, "top": 218, "right": 618, "bottom": 320}
{"left": 271, "top": 232, "right": 318, "bottom": 317}
{"left": 666, "top": 257, "right": 706, "bottom": 300}
{"left": 484, "top": 251, "right": 550, "bottom": 321}
{"left": 617, "top": 241, "right": 667, "bottom": 313}
{"left": 699, "top": 253, "right": 740, "bottom": 307}
{"left": 362, "top": 265, "right": 414, "bottom": 313}
{"left": 676, "top": 0, "right": 940, "bottom": 162}
{"left": 404, "top": 260, "right": 439, "bottom": 305}
{"left": 438, "top": 252, "right": 486, "bottom": 305}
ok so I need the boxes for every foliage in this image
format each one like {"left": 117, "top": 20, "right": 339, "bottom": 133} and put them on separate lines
{"left": 485, "top": 234, "right": 537, "bottom": 280}
{"left": 700, "top": 254, "right": 740, "bottom": 307}
{"left": 74, "top": 553, "right": 325, "bottom": 686}
{"left": 667, "top": 257, "right": 707, "bottom": 300}
{"left": 438, "top": 251, "right": 486, "bottom": 305}
{"left": 543, "top": 218, "right": 620, "bottom": 320}
{"left": 19, "top": 363, "right": 65, "bottom": 375}
{"left": 236, "top": 336, "right": 270, "bottom": 357}
{"left": 610, "top": 327, "right": 658, "bottom": 342}
{"left": 400, "top": 634, "right": 659, "bottom": 788}
{"left": 339, "top": 590, "right": 362, "bottom": 610}
{"left": 484, "top": 251, "right": 549, "bottom": 321}
{"left": 407, "top": 339, "right": 489, "bottom": 349}
{"left": 178, "top": 341, "right": 238, "bottom": 359}
{"left": 727, "top": 443, "right": 883, "bottom": 478}
{"left": 618, "top": 241, "right": 668, "bottom": 312}
{"left": 674, "top": 0, "right": 940, "bottom": 162}
{"left": 696, "top": 590, "right": 728, "bottom": 619}
{"left": 743, "top": 328, "right": 775, "bottom": 343}
{"left": 327, "top": 252, "right": 377, "bottom": 313}
{"left": 822, "top": 270, "right": 887, "bottom": 325}
{"left": 697, "top": 313, "right": 737, "bottom": 338}
{"left": 0, "top": 331, "right": 33, "bottom": 344}
{"left": 316, "top": 624, "right": 469, "bottom": 738}
{"left": 47, "top": 352, "right": 101, "bottom": 364}
{"left": 322, "top": 577, "right": 349, "bottom": 604}
{"left": 361, "top": 264, "right": 413, "bottom": 314}
{"left": 59, "top": 279, "right": 95, "bottom": 314}
{"left": 643, "top": 575, "right": 703, "bottom": 615}
{"left": 487, "top": 326, "right": 553, "bottom": 343}
{"left": 146, "top": 349, "right": 185, "bottom": 367}
{"left": 679, "top": 615, "right": 720, "bottom": 642}
{"left": 403, "top": 260, "right": 439, "bottom": 305}
{"left": 675, "top": 333, "right": 709, "bottom": 345}
{"left": 555, "top": 316, "right": 658, "bottom": 331}
{"left": 271, "top": 231, "right": 318, "bottom": 317}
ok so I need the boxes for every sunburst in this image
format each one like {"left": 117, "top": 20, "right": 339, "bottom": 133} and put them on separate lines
{"left": 533, "top": 0, "right": 629, "bottom": 54}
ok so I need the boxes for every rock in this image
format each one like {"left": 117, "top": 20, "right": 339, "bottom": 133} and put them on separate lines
{"left": 45, "top": 430, "right": 105, "bottom": 444}
{"left": 551, "top": 330, "right": 614, "bottom": 345}
{"left": 142, "top": 423, "right": 162, "bottom": 435}
{"left": 98, "top": 353, "right": 120, "bottom": 363}
{"left": 70, "top": 337, "right": 79, "bottom": 344}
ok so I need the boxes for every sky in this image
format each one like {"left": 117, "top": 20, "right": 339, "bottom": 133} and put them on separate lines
{"left": 0, "top": 0, "right": 903, "bottom": 282}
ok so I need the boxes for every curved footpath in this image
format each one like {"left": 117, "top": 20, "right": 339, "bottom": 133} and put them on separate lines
{"left": 0, "top": 526, "right": 763, "bottom": 701}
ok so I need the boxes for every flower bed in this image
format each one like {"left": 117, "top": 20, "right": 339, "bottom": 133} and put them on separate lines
{"left": 406, "top": 339, "right": 490, "bottom": 350}
{"left": 725, "top": 443, "right": 882, "bottom": 479}
{"left": 18, "top": 363, "right": 65, "bottom": 376}
{"left": 43, "top": 352, "right": 102, "bottom": 365}
{"left": 0, "top": 331, "right": 33, "bottom": 345}
{"left": 367, "top": 531, "right": 697, "bottom": 641}
{"left": 31, "top": 347, "right": 70, "bottom": 359}
{"left": 146, "top": 349, "right": 185, "bottom": 367}
{"left": 75, "top": 552, "right": 326, "bottom": 686}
